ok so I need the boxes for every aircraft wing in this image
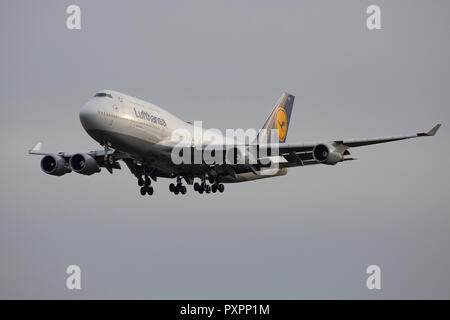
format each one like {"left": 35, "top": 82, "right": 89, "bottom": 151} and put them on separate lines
{"left": 28, "top": 142, "right": 128, "bottom": 159}
{"left": 190, "top": 124, "right": 441, "bottom": 174}
{"left": 28, "top": 142, "right": 124, "bottom": 172}
{"left": 276, "top": 123, "right": 440, "bottom": 153}
{"left": 276, "top": 123, "right": 441, "bottom": 168}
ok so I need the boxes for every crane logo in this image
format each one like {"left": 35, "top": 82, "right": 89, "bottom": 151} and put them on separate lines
{"left": 275, "top": 108, "right": 288, "bottom": 142}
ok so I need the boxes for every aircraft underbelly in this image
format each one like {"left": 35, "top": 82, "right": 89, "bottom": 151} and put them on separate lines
{"left": 221, "top": 168, "right": 288, "bottom": 183}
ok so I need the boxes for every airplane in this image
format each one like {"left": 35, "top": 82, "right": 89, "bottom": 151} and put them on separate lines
{"left": 29, "top": 90, "right": 441, "bottom": 196}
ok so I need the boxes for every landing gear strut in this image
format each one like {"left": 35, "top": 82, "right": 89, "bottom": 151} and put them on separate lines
{"left": 102, "top": 141, "right": 114, "bottom": 174}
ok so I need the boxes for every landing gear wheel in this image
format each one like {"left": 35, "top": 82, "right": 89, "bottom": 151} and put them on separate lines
{"left": 145, "top": 176, "right": 151, "bottom": 187}
{"left": 140, "top": 186, "right": 147, "bottom": 196}
{"left": 194, "top": 182, "right": 200, "bottom": 191}
{"left": 169, "top": 183, "right": 175, "bottom": 192}
{"left": 218, "top": 183, "right": 225, "bottom": 193}
{"left": 147, "top": 186, "right": 154, "bottom": 195}
{"left": 181, "top": 186, "right": 187, "bottom": 195}
{"left": 138, "top": 177, "right": 144, "bottom": 187}
{"left": 174, "top": 188, "right": 180, "bottom": 195}
{"left": 211, "top": 184, "right": 218, "bottom": 193}
{"left": 199, "top": 188, "right": 204, "bottom": 194}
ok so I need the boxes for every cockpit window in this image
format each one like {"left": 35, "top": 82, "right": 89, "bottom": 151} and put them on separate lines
{"left": 94, "top": 92, "right": 113, "bottom": 99}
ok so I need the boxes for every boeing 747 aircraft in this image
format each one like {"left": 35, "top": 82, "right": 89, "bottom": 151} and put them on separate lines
{"left": 29, "top": 90, "right": 440, "bottom": 196}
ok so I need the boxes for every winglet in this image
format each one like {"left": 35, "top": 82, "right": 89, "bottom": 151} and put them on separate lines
{"left": 417, "top": 124, "right": 441, "bottom": 137}
{"left": 32, "top": 142, "right": 42, "bottom": 151}
{"left": 426, "top": 124, "right": 441, "bottom": 136}
{"left": 28, "top": 142, "right": 43, "bottom": 154}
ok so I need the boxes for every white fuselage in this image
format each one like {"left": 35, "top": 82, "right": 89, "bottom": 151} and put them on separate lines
{"left": 79, "top": 89, "right": 287, "bottom": 181}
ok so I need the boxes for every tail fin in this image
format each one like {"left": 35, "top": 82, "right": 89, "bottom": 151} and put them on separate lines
{"left": 257, "top": 92, "right": 294, "bottom": 143}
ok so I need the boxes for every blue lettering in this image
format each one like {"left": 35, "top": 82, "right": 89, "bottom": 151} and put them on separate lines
{"left": 133, "top": 107, "right": 167, "bottom": 127}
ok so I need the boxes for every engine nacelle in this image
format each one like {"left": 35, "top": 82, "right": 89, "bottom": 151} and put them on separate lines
{"left": 40, "top": 155, "right": 72, "bottom": 176}
{"left": 312, "top": 143, "right": 344, "bottom": 165}
{"left": 69, "top": 153, "right": 101, "bottom": 175}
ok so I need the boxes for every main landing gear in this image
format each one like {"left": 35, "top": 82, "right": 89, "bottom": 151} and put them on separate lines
{"left": 169, "top": 177, "right": 187, "bottom": 195}
{"left": 138, "top": 175, "right": 153, "bottom": 196}
{"left": 193, "top": 179, "right": 224, "bottom": 194}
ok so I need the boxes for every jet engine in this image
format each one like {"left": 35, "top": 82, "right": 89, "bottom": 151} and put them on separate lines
{"left": 69, "top": 153, "right": 101, "bottom": 175}
{"left": 312, "top": 143, "right": 344, "bottom": 165}
{"left": 40, "top": 155, "right": 72, "bottom": 176}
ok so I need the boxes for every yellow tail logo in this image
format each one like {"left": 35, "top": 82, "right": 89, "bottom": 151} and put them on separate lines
{"left": 275, "top": 107, "right": 288, "bottom": 142}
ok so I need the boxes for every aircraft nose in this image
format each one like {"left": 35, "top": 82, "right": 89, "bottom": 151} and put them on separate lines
{"left": 79, "top": 100, "right": 98, "bottom": 130}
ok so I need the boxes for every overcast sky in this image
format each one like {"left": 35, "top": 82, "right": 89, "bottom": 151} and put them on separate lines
{"left": 1, "top": 0, "right": 449, "bottom": 299}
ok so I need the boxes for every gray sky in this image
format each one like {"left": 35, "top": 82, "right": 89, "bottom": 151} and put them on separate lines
{"left": 1, "top": 0, "right": 449, "bottom": 299}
